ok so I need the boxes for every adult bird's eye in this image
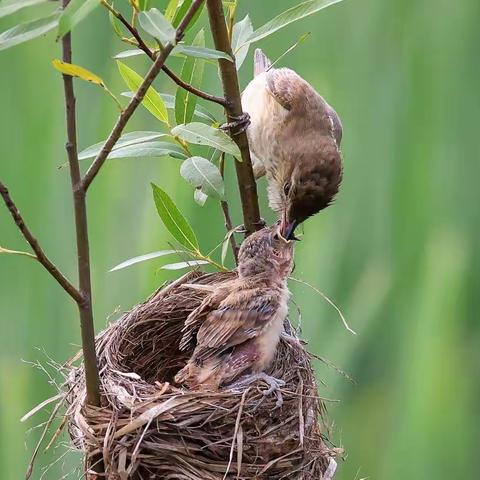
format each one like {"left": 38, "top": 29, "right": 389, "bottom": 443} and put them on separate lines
{"left": 283, "top": 182, "right": 291, "bottom": 195}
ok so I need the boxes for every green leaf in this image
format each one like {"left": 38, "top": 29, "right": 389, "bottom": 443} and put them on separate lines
{"left": 151, "top": 183, "right": 199, "bottom": 251}
{"left": 180, "top": 156, "right": 224, "bottom": 200}
{"left": 137, "top": 0, "right": 151, "bottom": 10}
{"left": 175, "top": 29, "right": 205, "bottom": 125}
{"left": 0, "top": 11, "right": 59, "bottom": 52}
{"left": 244, "top": 0, "right": 343, "bottom": 46}
{"left": 58, "top": 0, "right": 100, "bottom": 39}
{"left": 160, "top": 260, "right": 208, "bottom": 270}
{"left": 172, "top": 123, "right": 241, "bottom": 158}
{"left": 114, "top": 48, "right": 146, "bottom": 59}
{"left": 194, "top": 188, "right": 208, "bottom": 206}
{"left": 221, "top": 228, "right": 236, "bottom": 265}
{"left": 117, "top": 61, "right": 169, "bottom": 124}
{"left": 0, "top": 246, "right": 36, "bottom": 260}
{"left": 138, "top": 8, "right": 176, "bottom": 44}
{"left": 172, "top": 0, "right": 204, "bottom": 31}
{"left": 231, "top": 14, "right": 253, "bottom": 69}
{"left": 0, "top": 0, "right": 48, "bottom": 19}
{"left": 173, "top": 44, "right": 232, "bottom": 62}
{"left": 122, "top": 91, "right": 217, "bottom": 122}
{"left": 99, "top": 141, "right": 186, "bottom": 160}
{"left": 79, "top": 131, "right": 166, "bottom": 159}
{"left": 164, "top": 0, "right": 178, "bottom": 21}
{"left": 110, "top": 250, "right": 177, "bottom": 272}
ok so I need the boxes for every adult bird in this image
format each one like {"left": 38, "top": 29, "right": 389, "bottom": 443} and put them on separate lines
{"left": 241, "top": 49, "right": 343, "bottom": 239}
{"left": 175, "top": 225, "right": 293, "bottom": 404}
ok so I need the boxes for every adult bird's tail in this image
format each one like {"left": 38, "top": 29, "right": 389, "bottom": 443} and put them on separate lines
{"left": 254, "top": 48, "right": 272, "bottom": 77}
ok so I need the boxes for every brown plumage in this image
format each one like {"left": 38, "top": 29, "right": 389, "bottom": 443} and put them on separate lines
{"left": 242, "top": 49, "right": 343, "bottom": 239}
{"left": 174, "top": 226, "right": 293, "bottom": 389}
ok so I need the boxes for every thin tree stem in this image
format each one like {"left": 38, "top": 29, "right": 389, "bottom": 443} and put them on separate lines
{"left": 82, "top": 0, "right": 206, "bottom": 191}
{"left": 206, "top": 0, "right": 262, "bottom": 236}
{"left": 219, "top": 153, "right": 238, "bottom": 263}
{"left": 61, "top": 0, "right": 101, "bottom": 408}
{"left": 102, "top": 1, "right": 226, "bottom": 107}
{"left": 0, "top": 181, "right": 83, "bottom": 304}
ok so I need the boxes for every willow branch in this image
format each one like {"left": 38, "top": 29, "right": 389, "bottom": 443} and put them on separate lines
{"left": 61, "top": 0, "right": 101, "bottom": 407}
{"left": 103, "top": 1, "right": 227, "bottom": 107}
{"left": 206, "top": 0, "right": 261, "bottom": 235}
{"left": 0, "top": 181, "right": 83, "bottom": 304}
{"left": 83, "top": 0, "right": 206, "bottom": 191}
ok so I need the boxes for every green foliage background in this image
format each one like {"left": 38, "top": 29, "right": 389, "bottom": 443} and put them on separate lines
{"left": 1, "top": 1, "right": 479, "bottom": 478}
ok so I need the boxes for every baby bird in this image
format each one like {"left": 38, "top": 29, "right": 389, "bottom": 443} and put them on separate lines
{"left": 175, "top": 225, "right": 293, "bottom": 393}
{"left": 241, "top": 49, "right": 343, "bottom": 239}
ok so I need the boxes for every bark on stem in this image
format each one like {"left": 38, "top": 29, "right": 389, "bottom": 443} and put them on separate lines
{"left": 206, "top": 0, "right": 262, "bottom": 236}
{"left": 61, "top": 0, "right": 101, "bottom": 407}
{"left": 83, "top": 0, "right": 206, "bottom": 191}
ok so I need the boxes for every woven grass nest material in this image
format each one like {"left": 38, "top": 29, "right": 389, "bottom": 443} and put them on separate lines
{"left": 65, "top": 270, "right": 340, "bottom": 479}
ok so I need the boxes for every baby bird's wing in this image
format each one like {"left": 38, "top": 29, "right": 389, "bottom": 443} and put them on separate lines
{"left": 194, "top": 288, "right": 280, "bottom": 361}
{"left": 178, "top": 282, "right": 233, "bottom": 351}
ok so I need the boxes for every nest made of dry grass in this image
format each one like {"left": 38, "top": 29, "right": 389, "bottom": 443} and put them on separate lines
{"left": 64, "top": 270, "right": 339, "bottom": 479}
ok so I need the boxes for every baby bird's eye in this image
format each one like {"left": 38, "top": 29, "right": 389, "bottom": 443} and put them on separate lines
{"left": 283, "top": 182, "right": 291, "bottom": 195}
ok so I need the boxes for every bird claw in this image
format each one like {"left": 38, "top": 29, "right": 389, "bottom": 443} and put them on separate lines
{"left": 220, "top": 112, "right": 250, "bottom": 136}
{"left": 227, "top": 372, "right": 286, "bottom": 409}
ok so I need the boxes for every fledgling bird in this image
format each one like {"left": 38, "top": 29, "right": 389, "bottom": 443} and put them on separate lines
{"left": 175, "top": 225, "right": 293, "bottom": 393}
{"left": 241, "top": 49, "right": 343, "bottom": 239}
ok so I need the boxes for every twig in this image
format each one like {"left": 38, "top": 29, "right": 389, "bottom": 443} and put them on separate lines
{"left": 102, "top": 1, "right": 227, "bottom": 107}
{"left": 206, "top": 0, "right": 262, "bottom": 236}
{"left": 219, "top": 153, "right": 238, "bottom": 263}
{"left": 61, "top": 0, "right": 101, "bottom": 407}
{"left": 0, "top": 181, "right": 83, "bottom": 304}
{"left": 82, "top": 0, "right": 207, "bottom": 191}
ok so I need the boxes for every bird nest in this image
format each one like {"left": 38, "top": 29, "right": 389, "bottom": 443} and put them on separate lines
{"left": 64, "top": 270, "right": 339, "bottom": 479}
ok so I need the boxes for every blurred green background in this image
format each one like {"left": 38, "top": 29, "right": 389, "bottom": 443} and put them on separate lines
{"left": 1, "top": 0, "right": 479, "bottom": 478}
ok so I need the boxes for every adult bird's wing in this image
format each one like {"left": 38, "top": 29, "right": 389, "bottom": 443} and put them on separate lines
{"left": 193, "top": 287, "right": 280, "bottom": 362}
{"left": 254, "top": 48, "right": 272, "bottom": 76}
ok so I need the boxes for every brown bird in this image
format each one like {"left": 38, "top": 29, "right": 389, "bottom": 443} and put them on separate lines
{"left": 175, "top": 225, "right": 293, "bottom": 399}
{"left": 241, "top": 49, "right": 343, "bottom": 239}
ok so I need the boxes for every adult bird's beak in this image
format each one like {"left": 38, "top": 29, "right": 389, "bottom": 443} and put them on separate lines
{"left": 280, "top": 216, "right": 298, "bottom": 241}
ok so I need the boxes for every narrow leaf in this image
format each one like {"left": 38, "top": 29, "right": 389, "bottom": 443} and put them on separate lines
{"left": 114, "top": 48, "right": 146, "bottom": 59}
{"left": 0, "top": 11, "right": 59, "bottom": 52}
{"left": 0, "top": 246, "right": 36, "bottom": 260}
{"left": 160, "top": 260, "right": 208, "bottom": 270}
{"left": 164, "top": 0, "right": 178, "bottom": 21}
{"left": 173, "top": 44, "right": 232, "bottom": 62}
{"left": 231, "top": 14, "right": 253, "bottom": 69}
{"left": 180, "top": 156, "right": 224, "bottom": 199}
{"left": 172, "top": 123, "right": 241, "bottom": 158}
{"left": 194, "top": 188, "right": 208, "bottom": 206}
{"left": 110, "top": 250, "right": 177, "bottom": 272}
{"left": 244, "top": 0, "right": 343, "bottom": 46}
{"left": 122, "top": 92, "right": 217, "bottom": 122}
{"left": 221, "top": 229, "right": 236, "bottom": 265}
{"left": 175, "top": 29, "right": 205, "bottom": 125}
{"left": 151, "top": 183, "right": 199, "bottom": 251}
{"left": 172, "top": 0, "right": 203, "bottom": 32}
{"left": 52, "top": 59, "right": 104, "bottom": 85}
{"left": 58, "top": 0, "right": 100, "bottom": 39}
{"left": 0, "top": 0, "right": 47, "bottom": 19}
{"left": 99, "top": 141, "right": 186, "bottom": 160}
{"left": 79, "top": 131, "right": 166, "bottom": 159}
{"left": 117, "top": 61, "right": 169, "bottom": 124}
{"left": 138, "top": 8, "right": 176, "bottom": 44}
